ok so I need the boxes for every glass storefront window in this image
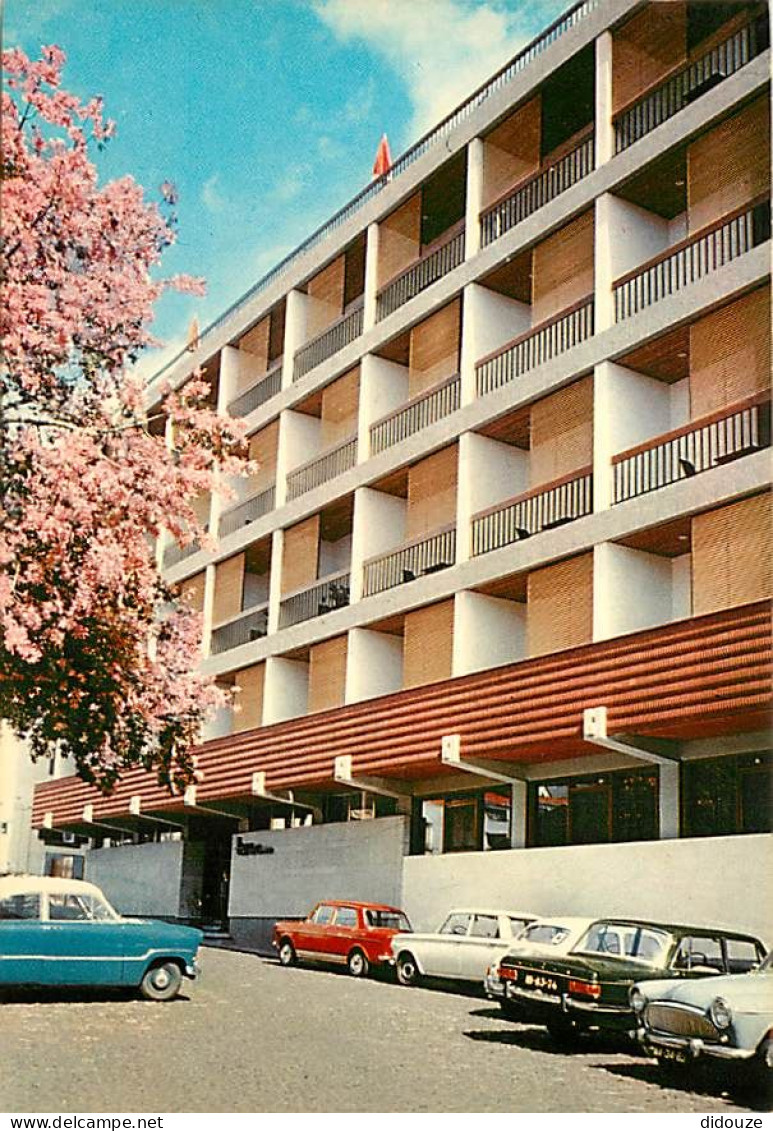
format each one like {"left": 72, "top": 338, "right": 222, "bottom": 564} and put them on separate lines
{"left": 683, "top": 752, "right": 772, "bottom": 838}
{"left": 531, "top": 769, "right": 658, "bottom": 847}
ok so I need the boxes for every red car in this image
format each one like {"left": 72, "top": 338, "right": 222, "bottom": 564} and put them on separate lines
{"left": 272, "top": 900, "right": 412, "bottom": 978}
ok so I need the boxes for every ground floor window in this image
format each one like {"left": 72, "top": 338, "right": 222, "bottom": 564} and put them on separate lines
{"left": 682, "top": 751, "right": 771, "bottom": 838}
{"left": 529, "top": 768, "right": 659, "bottom": 847}
{"left": 411, "top": 790, "right": 512, "bottom": 854}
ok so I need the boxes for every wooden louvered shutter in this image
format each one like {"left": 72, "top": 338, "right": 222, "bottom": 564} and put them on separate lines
{"left": 530, "top": 376, "right": 593, "bottom": 486}
{"left": 687, "top": 97, "right": 770, "bottom": 234}
{"left": 306, "top": 254, "right": 345, "bottom": 337}
{"left": 408, "top": 300, "right": 461, "bottom": 397}
{"left": 321, "top": 368, "right": 360, "bottom": 447}
{"left": 612, "top": 3, "right": 687, "bottom": 116}
{"left": 213, "top": 553, "right": 245, "bottom": 624}
{"left": 179, "top": 571, "right": 206, "bottom": 614}
{"left": 406, "top": 446, "right": 458, "bottom": 539}
{"left": 482, "top": 95, "right": 541, "bottom": 210}
{"left": 281, "top": 515, "right": 319, "bottom": 594}
{"left": 308, "top": 636, "right": 348, "bottom": 713}
{"left": 527, "top": 553, "right": 593, "bottom": 657}
{"left": 403, "top": 600, "right": 455, "bottom": 688}
{"left": 690, "top": 287, "right": 771, "bottom": 417}
{"left": 378, "top": 192, "right": 421, "bottom": 285}
{"left": 248, "top": 421, "right": 279, "bottom": 487}
{"left": 692, "top": 494, "right": 772, "bottom": 616}
{"left": 233, "top": 663, "right": 265, "bottom": 733}
{"left": 531, "top": 211, "right": 594, "bottom": 324}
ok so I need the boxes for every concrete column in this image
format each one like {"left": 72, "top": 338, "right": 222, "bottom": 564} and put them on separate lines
{"left": 358, "top": 353, "right": 409, "bottom": 462}
{"left": 263, "top": 655, "right": 309, "bottom": 725}
{"left": 351, "top": 486, "right": 406, "bottom": 596}
{"left": 511, "top": 780, "right": 528, "bottom": 849}
{"left": 201, "top": 562, "right": 216, "bottom": 658}
{"left": 267, "top": 528, "right": 284, "bottom": 635}
{"left": 595, "top": 31, "right": 615, "bottom": 168}
{"left": 363, "top": 222, "right": 380, "bottom": 332}
{"left": 457, "top": 431, "right": 529, "bottom": 561}
{"left": 218, "top": 345, "right": 239, "bottom": 411}
{"left": 595, "top": 193, "right": 671, "bottom": 333}
{"left": 275, "top": 408, "right": 320, "bottom": 509}
{"left": 460, "top": 283, "right": 530, "bottom": 406}
{"left": 465, "top": 137, "right": 485, "bottom": 262}
{"left": 593, "top": 542, "right": 674, "bottom": 643}
{"left": 345, "top": 627, "right": 403, "bottom": 703}
{"left": 659, "top": 762, "right": 680, "bottom": 840}
{"left": 282, "top": 289, "right": 308, "bottom": 391}
{"left": 452, "top": 591, "right": 526, "bottom": 676}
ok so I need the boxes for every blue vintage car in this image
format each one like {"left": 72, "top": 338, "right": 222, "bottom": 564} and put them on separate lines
{"left": 0, "top": 875, "right": 202, "bottom": 1001}
{"left": 631, "top": 950, "right": 773, "bottom": 1092}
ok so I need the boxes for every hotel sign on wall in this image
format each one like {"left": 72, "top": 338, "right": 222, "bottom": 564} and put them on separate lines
{"left": 235, "top": 837, "right": 275, "bottom": 857}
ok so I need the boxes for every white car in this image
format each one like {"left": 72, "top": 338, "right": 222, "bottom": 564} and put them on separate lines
{"left": 483, "top": 916, "right": 596, "bottom": 1016}
{"left": 391, "top": 908, "right": 537, "bottom": 986}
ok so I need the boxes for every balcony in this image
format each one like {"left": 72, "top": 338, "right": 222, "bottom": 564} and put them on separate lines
{"left": 480, "top": 132, "right": 595, "bottom": 248}
{"left": 228, "top": 362, "right": 282, "bottom": 419}
{"left": 471, "top": 468, "right": 593, "bottom": 557}
{"left": 209, "top": 603, "right": 269, "bottom": 655}
{"left": 286, "top": 436, "right": 358, "bottom": 501}
{"left": 363, "top": 526, "right": 457, "bottom": 597}
{"left": 370, "top": 375, "right": 461, "bottom": 456}
{"left": 293, "top": 302, "right": 364, "bottom": 382}
{"left": 613, "top": 198, "right": 770, "bottom": 322}
{"left": 614, "top": 16, "right": 769, "bottom": 154}
{"left": 376, "top": 225, "right": 465, "bottom": 322}
{"left": 218, "top": 485, "right": 276, "bottom": 538}
{"left": 279, "top": 570, "right": 351, "bottom": 629}
{"left": 476, "top": 296, "right": 594, "bottom": 398}
{"left": 163, "top": 526, "right": 207, "bottom": 570}
{"left": 613, "top": 394, "right": 771, "bottom": 504}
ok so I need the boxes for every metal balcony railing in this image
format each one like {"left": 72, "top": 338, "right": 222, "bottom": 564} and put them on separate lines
{"left": 162, "top": 524, "right": 208, "bottom": 570}
{"left": 476, "top": 296, "right": 594, "bottom": 398}
{"left": 209, "top": 603, "right": 269, "bottom": 655}
{"left": 613, "top": 198, "right": 770, "bottom": 322}
{"left": 613, "top": 394, "right": 771, "bottom": 504}
{"left": 480, "top": 132, "right": 595, "bottom": 248}
{"left": 218, "top": 484, "right": 276, "bottom": 538}
{"left": 286, "top": 436, "right": 358, "bottom": 501}
{"left": 614, "top": 16, "right": 769, "bottom": 154}
{"left": 293, "top": 302, "right": 364, "bottom": 382}
{"left": 363, "top": 526, "right": 457, "bottom": 597}
{"left": 279, "top": 571, "right": 351, "bottom": 629}
{"left": 227, "top": 363, "right": 282, "bottom": 419}
{"left": 370, "top": 375, "right": 461, "bottom": 455}
{"left": 376, "top": 226, "right": 465, "bottom": 321}
{"left": 472, "top": 469, "right": 593, "bottom": 556}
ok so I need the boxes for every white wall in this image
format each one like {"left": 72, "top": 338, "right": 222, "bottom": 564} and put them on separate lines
{"left": 281, "top": 409, "right": 322, "bottom": 475}
{"left": 457, "top": 432, "right": 528, "bottom": 561}
{"left": 594, "top": 361, "right": 672, "bottom": 510}
{"left": 86, "top": 841, "right": 184, "bottom": 918}
{"left": 263, "top": 656, "right": 309, "bottom": 724}
{"left": 402, "top": 834, "right": 773, "bottom": 942}
{"left": 319, "top": 533, "right": 351, "bottom": 578}
{"left": 358, "top": 354, "right": 409, "bottom": 459}
{"left": 595, "top": 194, "right": 670, "bottom": 330}
{"left": 453, "top": 591, "right": 526, "bottom": 676}
{"left": 0, "top": 725, "right": 73, "bottom": 876}
{"left": 593, "top": 542, "right": 675, "bottom": 641}
{"left": 346, "top": 628, "right": 403, "bottom": 702}
{"left": 460, "top": 283, "right": 531, "bottom": 403}
{"left": 350, "top": 487, "right": 407, "bottom": 602}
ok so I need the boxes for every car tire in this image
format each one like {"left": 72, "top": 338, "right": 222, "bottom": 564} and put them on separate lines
{"left": 396, "top": 952, "right": 421, "bottom": 987}
{"left": 347, "top": 949, "right": 370, "bottom": 978}
{"left": 139, "top": 961, "right": 183, "bottom": 1002}
{"left": 278, "top": 939, "right": 297, "bottom": 967}
{"left": 546, "top": 1018, "right": 584, "bottom": 1047}
{"left": 747, "top": 1037, "right": 773, "bottom": 1100}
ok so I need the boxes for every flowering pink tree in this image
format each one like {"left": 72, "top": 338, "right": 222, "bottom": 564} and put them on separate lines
{"left": 1, "top": 46, "right": 247, "bottom": 792}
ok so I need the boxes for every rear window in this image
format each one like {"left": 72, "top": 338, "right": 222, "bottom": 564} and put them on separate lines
{"left": 576, "top": 922, "right": 670, "bottom": 965}
{"left": 365, "top": 910, "right": 412, "bottom": 931}
{"left": 521, "top": 924, "right": 572, "bottom": 947}
{"left": 0, "top": 893, "right": 40, "bottom": 920}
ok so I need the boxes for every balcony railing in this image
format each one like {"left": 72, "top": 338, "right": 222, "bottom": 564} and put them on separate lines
{"left": 218, "top": 484, "right": 276, "bottom": 538}
{"left": 162, "top": 524, "right": 208, "bottom": 570}
{"left": 363, "top": 525, "right": 457, "bottom": 597}
{"left": 293, "top": 301, "right": 364, "bottom": 382}
{"left": 613, "top": 394, "right": 771, "bottom": 504}
{"left": 370, "top": 375, "right": 461, "bottom": 455}
{"left": 279, "top": 570, "right": 351, "bottom": 629}
{"left": 286, "top": 435, "right": 358, "bottom": 501}
{"left": 476, "top": 296, "right": 594, "bottom": 398}
{"left": 376, "top": 226, "right": 465, "bottom": 321}
{"left": 613, "top": 198, "right": 770, "bottom": 322}
{"left": 472, "top": 468, "right": 593, "bottom": 557}
{"left": 614, "top": 16, "right": 769, "bottom": 154}
{"left": 209, "top": 603, "right": 269, "bottom": 655}
{"left": 228, "top": 362, "right": 282, "bottom": 419}
{"left": 480, "top": 132, "right": 595, "bottom": 248}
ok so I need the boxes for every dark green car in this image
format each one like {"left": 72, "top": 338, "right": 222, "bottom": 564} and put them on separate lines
{"left": 498, "top": 918, "right": 767, "bottom": 1044}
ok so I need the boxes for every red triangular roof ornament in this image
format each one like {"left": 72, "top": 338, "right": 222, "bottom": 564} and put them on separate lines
{"left": 372, "top": 133, "right": 392, "bottom": 178}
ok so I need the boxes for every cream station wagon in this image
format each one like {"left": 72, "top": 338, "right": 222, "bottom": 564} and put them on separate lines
{"left": 391, "top": 908, "right": 538, "bottom": 986}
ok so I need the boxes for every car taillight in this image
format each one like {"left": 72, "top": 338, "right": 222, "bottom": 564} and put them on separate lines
{"left": 568, "top": 978, "right": 600, "bottom": 998}
{"left": 499, "top": 968, "right": 516, "bottom": 981}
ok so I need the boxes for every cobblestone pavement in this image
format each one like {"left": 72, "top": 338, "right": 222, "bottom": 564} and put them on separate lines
{"left": 0, "top": 947, "right": 768, "bottom": 1113}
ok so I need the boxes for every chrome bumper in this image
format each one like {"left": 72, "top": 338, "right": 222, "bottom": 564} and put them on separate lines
{"left": 637, "top": 1028, "right": 755, "bottom": 1062}
{"left": 485, "top": 974, "right": 505, "bottom": 999}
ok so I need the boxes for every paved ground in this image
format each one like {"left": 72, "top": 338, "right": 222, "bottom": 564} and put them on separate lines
{"left": 0, "top": 947, "right": 768, "bottom": 1113}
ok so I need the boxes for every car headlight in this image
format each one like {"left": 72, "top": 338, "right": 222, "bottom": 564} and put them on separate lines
{"left": 709, "top": 997, "right": 733, "bottom": 1030}
{"left": 629, "top": 986, "right": 647, "bottom": 1014}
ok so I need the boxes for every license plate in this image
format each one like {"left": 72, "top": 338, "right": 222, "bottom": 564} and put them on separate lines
{"left": 659, "top": 1047, "right": 687, "bottom": 1064}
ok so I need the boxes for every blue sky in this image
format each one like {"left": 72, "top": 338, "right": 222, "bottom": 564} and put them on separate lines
{"left": 6, "top": 0, "right": 569, "bottom": 377}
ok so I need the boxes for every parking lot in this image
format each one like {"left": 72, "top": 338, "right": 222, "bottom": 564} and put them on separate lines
{"left": 0, "top": 947, "right": 767, "bottom": 1113}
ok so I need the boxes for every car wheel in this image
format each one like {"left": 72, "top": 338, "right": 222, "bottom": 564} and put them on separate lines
{"left": 347, "top": 949, "right": 370, "bottom": 978}
{"left": 278, "top": 939, "right": 297, "bottom": 967}
{"left": 396, "top": 952, "right": 421, "bottom": 987}
{"left": 747, "top": 1037, "right": 773, "bottom": 1100}
{"left": 139, "top": 961, "right": 183, "bottom": 1002}
{"left": 546, "top": 1018, "right": 584, "bottom": 1047}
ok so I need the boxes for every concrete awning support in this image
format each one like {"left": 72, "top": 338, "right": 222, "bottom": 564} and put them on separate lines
{"left": 333, "top": 755, "right": 414, "bottom": 800}
{"left": 441, "top": 734, "right": 527, "bottom": 848}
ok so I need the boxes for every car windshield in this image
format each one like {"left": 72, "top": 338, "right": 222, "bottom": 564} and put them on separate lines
{"left": 759, "top": 951, "right": 773, "bottom": 973}
{"left": 365, "top": 910, "right": 412, "bottom": 931}
{"left": 48, "top": 892, "right": 119, "bottom": 922}
{"left": 574, "top": 922, "right": 671, "bottom": 965}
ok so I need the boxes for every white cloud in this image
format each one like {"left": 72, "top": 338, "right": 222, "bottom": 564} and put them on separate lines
{"left": 269, "top": 163, "right": 312, "bottom": 204}
{"left": 313, "top": 0, "right": 530, "bottom": 138}
{"left": 201, "top": 173, "right": 226, "bottom": 214}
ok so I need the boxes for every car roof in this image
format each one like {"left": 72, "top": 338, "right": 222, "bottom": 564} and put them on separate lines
{"left": 577, "top": 917, "right": 764, "bottom": 944}
{"left": 522, "top": 916, "right": 596, "bottom": 932}
{"left": 445, "top": 909, "right": 539, "bottom": 919}
{"left": 315, "top": 899, "right": 404, "bottom": 913}
{"left": 0, "top": 875, "right": 104, "bottom": 900}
